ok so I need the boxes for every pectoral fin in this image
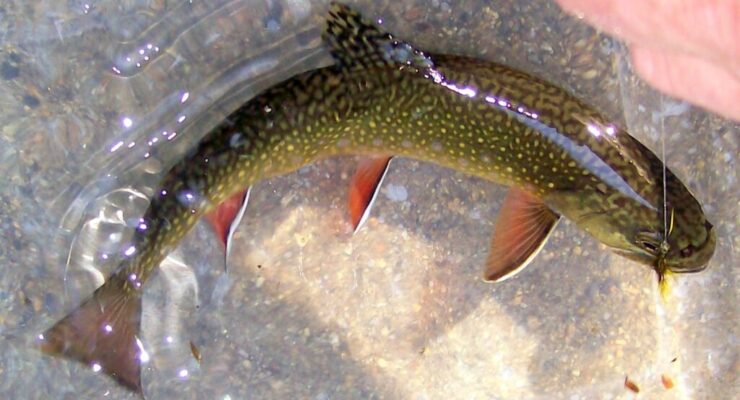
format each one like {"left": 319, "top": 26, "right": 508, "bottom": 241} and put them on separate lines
{"left": 348, "top": 156, "right": 392, "bottom": 233}
{"left": 484, "top": 187, "right": 560, "bottom": 282}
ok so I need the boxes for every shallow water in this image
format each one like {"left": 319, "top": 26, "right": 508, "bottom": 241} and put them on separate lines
{"left": 0, "top": 1, "right": 737, "bottom": 399}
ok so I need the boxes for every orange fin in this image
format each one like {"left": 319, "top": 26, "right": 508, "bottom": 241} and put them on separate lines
{"left": 484, "top": 187, "right": 560, "bottom": 282}
{"left": 348, "top": 156, "right": 392, "bottom": 233}
{"left": 204, "top": 187, "right": 251, "bottom": 265}
{"left": 39, "top": 278, "right": 145, "bottom": 394}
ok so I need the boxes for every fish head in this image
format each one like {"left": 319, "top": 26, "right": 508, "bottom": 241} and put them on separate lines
{"left": 611, "top": 183, "right": 716, "bottom": 277}
{"left": 619, "top": 219, "right": 716, "bottom": 278}
{"left": 653, "top": 173, "right": 716, "bottom": 275}
{"left": 657, "top": 209, "right": 716, "bottom": 275}
{"left": 550, "top": 179, "right": 715, "bottom": 277}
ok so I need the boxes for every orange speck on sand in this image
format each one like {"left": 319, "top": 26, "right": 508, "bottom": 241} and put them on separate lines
{"left": 624, "top": 376, "right": 640, "bottom": 393}
{"left": 661, "top": 374, "right": 674, "bottom": 389}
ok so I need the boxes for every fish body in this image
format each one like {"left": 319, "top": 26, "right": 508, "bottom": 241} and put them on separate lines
{"left": 41, "top": 2, "right": 715, "bottom": 393}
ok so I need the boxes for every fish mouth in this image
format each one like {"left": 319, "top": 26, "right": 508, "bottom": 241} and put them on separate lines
{"left": 610, "top": 247, "right": 654, "bottom": 267}
{"left": 674, "top": 265, "right": 707, "bottom": 274}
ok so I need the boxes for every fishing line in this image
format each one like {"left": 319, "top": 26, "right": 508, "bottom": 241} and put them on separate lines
{"left": 659, "top": 97, "right": 668, "bottom": 243}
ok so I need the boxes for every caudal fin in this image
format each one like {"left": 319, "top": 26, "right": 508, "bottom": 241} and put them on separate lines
{"left": 39, "top": 277, "right": 145, "bottom": 394}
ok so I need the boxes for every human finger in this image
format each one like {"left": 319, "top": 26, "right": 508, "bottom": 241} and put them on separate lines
{"left": 631, "top": 45, "right": 740, "bottom": 121}
{"left": 555, "top": 0, "right": 740, "bottom": 71}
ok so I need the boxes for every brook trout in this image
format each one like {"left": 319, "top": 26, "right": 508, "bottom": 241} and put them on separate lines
{"left": 40, "top": 2, "right": 716, "bottom": 393}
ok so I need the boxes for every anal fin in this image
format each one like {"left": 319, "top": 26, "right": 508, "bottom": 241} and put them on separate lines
{"left": 484, "top": 187, "right": 560, "bottom": 282}
{"left": 348, "top": 156, "right": 392, "bottom": 233}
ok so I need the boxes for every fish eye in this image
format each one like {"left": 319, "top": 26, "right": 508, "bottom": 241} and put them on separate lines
{"left": 680, "top": 247, "right": 693, "bottom": 258}
{"left": 638, "top": 240, "right": 658, "bottom": 253}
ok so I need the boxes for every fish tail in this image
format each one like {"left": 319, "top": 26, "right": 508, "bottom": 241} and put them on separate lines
{"left": 39, "top": 277, "right": 144, "bottom": 394}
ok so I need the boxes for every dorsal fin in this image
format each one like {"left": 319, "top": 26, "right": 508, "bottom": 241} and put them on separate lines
{"left": 323, "top": 2, "right": 439, "bottom": 75}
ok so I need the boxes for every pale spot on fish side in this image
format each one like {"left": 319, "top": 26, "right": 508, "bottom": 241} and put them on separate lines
{"left": 383, "top": 184, "right": 408, "bottom": 202}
